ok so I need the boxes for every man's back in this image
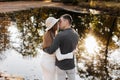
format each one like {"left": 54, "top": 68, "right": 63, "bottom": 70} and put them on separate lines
{"left": 59, "top": 28, "right": 78, "bottom": 54}
{"left": 55, "top": 28, "right": 79, "bottom": 70}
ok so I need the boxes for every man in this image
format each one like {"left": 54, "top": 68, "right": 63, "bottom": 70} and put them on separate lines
{"left": 44, "top": 14, "right": 79, "bottom": 80}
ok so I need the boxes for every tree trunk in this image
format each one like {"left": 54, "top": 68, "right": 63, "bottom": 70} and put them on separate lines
{"left": 104, "top": 17, "right": 117, "bottom": 79}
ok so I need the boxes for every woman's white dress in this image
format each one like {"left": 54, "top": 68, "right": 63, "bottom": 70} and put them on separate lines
{"left": 40, "top": 50, "right": 56, "bottom": 80}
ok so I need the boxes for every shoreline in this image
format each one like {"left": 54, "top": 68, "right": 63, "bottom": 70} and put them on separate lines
{"left": 0, "top": 72, "right": 24, "bottom": 80}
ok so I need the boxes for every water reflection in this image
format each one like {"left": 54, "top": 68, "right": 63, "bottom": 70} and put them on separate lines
{"left": 0, "top": 7, "right": 120, "bottom": 80}
{"left": 84, "top": 34, "right": 99, "bottom": 54}
{"left": 0, "top": 48, "right": 42, "bottom": 80}
{"left": 0, "top": 16, "right": 10, "bottom": 54}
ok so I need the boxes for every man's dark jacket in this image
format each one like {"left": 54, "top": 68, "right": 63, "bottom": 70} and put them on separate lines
{"left": 44, "top": 28, "right": 79, "bottom": 70}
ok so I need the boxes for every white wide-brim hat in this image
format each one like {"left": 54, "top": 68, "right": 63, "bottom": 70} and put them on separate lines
{"left": 45, "top": 17, "right": 59, "bottom": 31}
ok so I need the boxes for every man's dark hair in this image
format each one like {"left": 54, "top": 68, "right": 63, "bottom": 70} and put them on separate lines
{"left": 62, "top": 14, "right": 73, "bottom": 24}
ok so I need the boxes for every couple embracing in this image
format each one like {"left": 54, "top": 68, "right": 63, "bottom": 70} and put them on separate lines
{"left": 40, "top": 14, "right": 79, "bottom": 80}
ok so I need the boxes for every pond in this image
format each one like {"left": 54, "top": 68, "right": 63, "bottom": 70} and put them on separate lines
{"left": 0, "top": 7, "right": 120, "bottom": 80}
{"left": 0, "top": 21, "right": 43, "bottom": 79}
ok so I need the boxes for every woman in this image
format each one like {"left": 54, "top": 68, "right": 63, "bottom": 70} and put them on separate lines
{"left": 40, "top": 17, "right": 59, "bottom": 80}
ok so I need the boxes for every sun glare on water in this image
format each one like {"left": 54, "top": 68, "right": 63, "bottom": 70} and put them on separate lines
{"left": 85, "top": 35, "right": 99, "bottom": 54}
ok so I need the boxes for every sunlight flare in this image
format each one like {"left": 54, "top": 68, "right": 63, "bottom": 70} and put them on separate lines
{"left": 85, "top": 35, "right": 99, "bottom": 54}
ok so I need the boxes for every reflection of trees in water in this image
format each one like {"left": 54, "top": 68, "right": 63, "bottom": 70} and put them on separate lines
{"left": 0, "top": 15, "right": 10, "bottom": 54}
{"left": 0, "top": 7, "right": 120, "bottom": 79}
{"left": 13, "top": 9, "right": 43, "bottom": 57}
{"left": 76, "top": 15, "right": 120, "bottom": 79}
